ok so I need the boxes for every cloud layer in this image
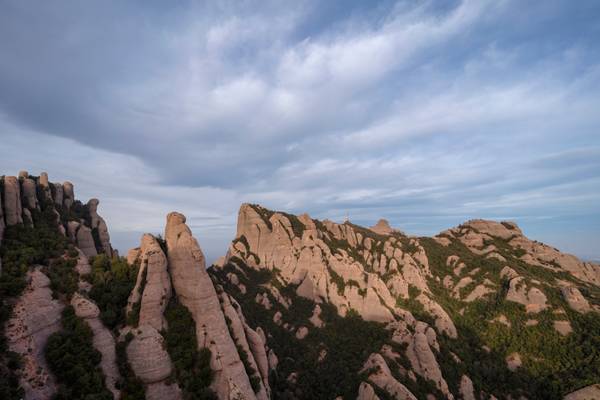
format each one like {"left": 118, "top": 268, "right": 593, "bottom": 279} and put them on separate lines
{"left": 1, "top": 0, "right": 599, "bottom": 261}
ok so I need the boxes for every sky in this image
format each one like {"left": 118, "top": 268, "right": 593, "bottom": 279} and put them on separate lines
{"left": 1, "top": 0, "right": 599, "bottom": 262}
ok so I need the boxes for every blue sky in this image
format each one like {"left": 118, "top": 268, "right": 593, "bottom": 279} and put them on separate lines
{"left": 1, "top": 0, "right": 599, "bottom": 262}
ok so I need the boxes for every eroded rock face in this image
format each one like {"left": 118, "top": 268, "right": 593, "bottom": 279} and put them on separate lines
{"left": 227, "top": 204, "right": 430, "bottom": 325}
{"left": 3, "top": 176, "right": 23, "bottom": 225}
{"left": 71, "top": 293, "right": 121, "bottom": 399}
{"left": 6, "top": 268, "right": 63, "bottom": 400}
{"left": 77, "top": 225, "right": 98, "bottom": 257}
{"left": 560, "top": 285, "right": 591, "bottom": 313}
{"left": 22, "top": 178, "right": 39, "bottom": 210}
{"left": 126, "top": 326, "right": 171, "bottom": 383}
{"left": 506, "top": 277, "right": 548, "bottom": 313}
{"left": 63, "top": 181, "right": 75, "bottom": 209}
{"left": 165, "top": 212, "right": 257, "bottom": 400}
{"left": 87, "top": 198, "right": 113, "bottom": 256}
{"left": 131, "top": 234, "right": 171, "bottom": 331}
{"left": 361, "top": 353, "right": 417, "bottom": 400}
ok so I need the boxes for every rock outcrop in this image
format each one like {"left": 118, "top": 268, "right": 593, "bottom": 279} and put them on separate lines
{"left": 87, "top": 198, "right": 114, "bottom": 256}
{"left": 165, "top": 212, "right": 259, "bottom": 400}
{"left": 370, "top": 219, "right": 394, "bottom": 235}
{"left": 361, "top": 353, "right": 417, "bottom": 400}
{"left": 127, "top": 234, "right": 171, "bottom": 331}
{"left": 3, "top": 176, "right": 23, "bottom": 225}
{"left": 127, "top": 325, "right": 182, "bottom": 400}
{"left": 77, "top": 225, "right": 98, "bottom": 257}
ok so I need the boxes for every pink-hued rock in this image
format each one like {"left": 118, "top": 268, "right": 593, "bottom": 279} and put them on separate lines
{"left": 460, "top": 375, "right": 476, "bottom": 400}
{"left": 357, "top": 381, "right": 380, "bottom": 400}
{"left": 3, "top": 176, "right": 23, "bottom": 225}
{"left": 128, "top": 234, "right": 171, "bottom": 331}
{"left": 77, "top": 225, "right": 98, "bottom": 257}
{"left": 165, "top": 211, "right": 258, "bottom": 400}
{"left": 87, "top": 198, "right": 113, "bottom": 256}
{"left": 559, "top": 284, "right": 591, "bottom": 313}
{"left": 62, "top": 181, "right": 74, "bottom": 209}
{"left": 361, "top": 353, "right": 417, "bottom": 400}
{"left": 506, "top": 277, "right": 548, "bottom": 313}
{"left": 6, "top": 268, "right": 63, "bottom": 400}
{"left": 370, "top": 219, "right": 394, "bottom": 235}
{"left": 22, "top": 178, "right": 39, "bottom": 210}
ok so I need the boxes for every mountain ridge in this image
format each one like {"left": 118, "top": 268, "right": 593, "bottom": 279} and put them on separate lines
{"left": 1, "top": 172, "right": 600, "bottom": 400}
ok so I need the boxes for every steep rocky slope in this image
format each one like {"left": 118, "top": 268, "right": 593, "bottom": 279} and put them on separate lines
{"left": 209, "top": 203, "right": 600, "bottom": 400}
{"left": 0, "top": 171, "right": 118, "bottom": 399}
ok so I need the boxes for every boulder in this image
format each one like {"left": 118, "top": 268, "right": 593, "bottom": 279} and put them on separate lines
{"left": 3, "top": 176, "right": 23, "bottom": 225}
{"left": 506, "top": 277, "right": 548, "bottom": 313}
{"left": 127, "top": 325, "right": 174, "bottom": 383}
{"left": 560, "top": 285, "right": 591, "bottom": 313}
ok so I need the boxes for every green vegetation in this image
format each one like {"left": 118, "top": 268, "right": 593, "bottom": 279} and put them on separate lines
{"left": 46, "top": 257, "right": 79, "bottom": 299}
{"left": 116, "top": 332, "right": 146, "bottom": 400}
{"left": 88, "top": 254, "right": 138, "bottom": 330}
{"left": 210, "top": 261, "right": 391, "bottom": 399}
{"left": 115, "top": 333, "right": 145, "bottom": 400}
{"left": 419, "top": 235, "right": 600, "bottom": 399}
{"left": 163, "top": 298, "right": 216, "bottom": 400}
{"left": 0, "top": 190, "right": 68, "bottom": 398}
{"left": 45, "top": 306, "right": 112, "bottom": 400}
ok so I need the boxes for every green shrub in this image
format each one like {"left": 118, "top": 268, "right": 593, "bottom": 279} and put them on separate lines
{"left": 45, "top": 306, "right": 112, "bottom": 400}
{"left": 163, "top": 298, "right": 216, "bottom": 400}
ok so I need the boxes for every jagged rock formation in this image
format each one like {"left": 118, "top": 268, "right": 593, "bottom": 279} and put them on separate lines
{"left": 360, "top": 354, "right": 417, "bottom": 400}
{"left": 5, "top": 268, "right": 63, "bottom": 399}
{"left": 88, "top": 198, "right": 114, "bottom": 256}
{"left": 126, "top": 234, "right": 171, "bottom": 331}
{"left": 3, "top": 174, "right": 600, "bottom": 400}
{"left": 165, "top": 211, "right": 264, "bottom": 400}
{"left": 0, "top": 171, "right": 114, "bottom": 256}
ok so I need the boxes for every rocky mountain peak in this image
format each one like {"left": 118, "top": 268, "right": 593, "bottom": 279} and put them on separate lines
{"left": 370, "top": 218, "right": 395, "bottom": 235}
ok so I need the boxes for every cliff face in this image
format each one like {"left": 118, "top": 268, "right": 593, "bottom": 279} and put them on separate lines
{"left": 123, "top": 212, "right": 270, "bottom": 400}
